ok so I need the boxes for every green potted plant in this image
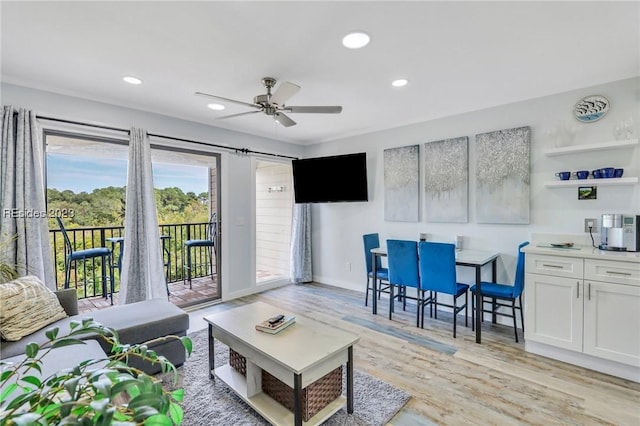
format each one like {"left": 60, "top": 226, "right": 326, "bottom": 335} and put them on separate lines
{"left": 0, "top": 318, "right": 192, "bottom": 425}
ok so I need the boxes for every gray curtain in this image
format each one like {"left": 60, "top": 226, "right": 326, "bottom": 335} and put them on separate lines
{"left": 290, "top": 203, "right": 312, "bottom": 283}
{"left": 0, "top": 106, "right": 55, "bottom": 287}
{"left": 119, "top": 128, "right": 166, "bottom": 304}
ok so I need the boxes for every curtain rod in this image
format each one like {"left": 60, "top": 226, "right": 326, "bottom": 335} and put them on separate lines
{"left": 34, "top": 114, "right": 299, "bottom": 160}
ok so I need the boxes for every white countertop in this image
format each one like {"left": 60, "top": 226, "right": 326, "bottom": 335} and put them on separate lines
{"left": 523, "top": 244, "right": 640, "bottom": 263}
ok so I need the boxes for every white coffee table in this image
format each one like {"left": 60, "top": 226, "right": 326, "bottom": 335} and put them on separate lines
{"left": 204, "top": 301, "right": 359, "bottom": 426}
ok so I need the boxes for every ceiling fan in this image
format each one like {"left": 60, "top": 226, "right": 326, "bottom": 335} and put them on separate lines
{"left": 195, "top": 77, "right": 342, "bottom": 127}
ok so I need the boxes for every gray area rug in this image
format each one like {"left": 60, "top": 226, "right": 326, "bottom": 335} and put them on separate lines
{"left": 163, "top": 328, "right": 410, "bottom": 425}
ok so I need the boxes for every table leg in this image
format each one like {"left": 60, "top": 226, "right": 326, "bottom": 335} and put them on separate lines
{"left": 294, "top": 372, "right": 302, "bottom": 426}
{"left": 491, "top": 260, "right": 497, "bottom": 323}
{"left": 208, "top": 324, "right": 215, "bottom": 379}
{"left": 475, "top": 266, "right": 482, "bottom": 344}
{"left": 371, "top": 252, "right": 378, "bottom": 315}
{"left": 347, "top": 346, "right": 354, "bottom": 414}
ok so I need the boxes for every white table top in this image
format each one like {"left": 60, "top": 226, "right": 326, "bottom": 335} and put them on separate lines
{"left": 371, "top": 246, "right": 499, "bottom": 266}
{"left": 204, "top": 302, "right": 359, "bottom": 374}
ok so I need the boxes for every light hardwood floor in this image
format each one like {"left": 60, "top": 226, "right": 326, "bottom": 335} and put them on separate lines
{"left": 188, "top": 283, "right": 640, "bottom": 425}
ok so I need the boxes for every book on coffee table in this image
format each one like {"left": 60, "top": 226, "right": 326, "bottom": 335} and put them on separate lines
{"left": 255, "top": 315, "right": 296, "bottom": 334}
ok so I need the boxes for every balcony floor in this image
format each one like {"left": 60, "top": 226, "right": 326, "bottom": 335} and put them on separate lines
{"left": 77, "top": 276, "right": 219, "bottom": 314}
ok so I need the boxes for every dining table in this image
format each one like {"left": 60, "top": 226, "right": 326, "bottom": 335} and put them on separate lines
{"left": 370, "top": 246, "right": 500, "bottom": 344}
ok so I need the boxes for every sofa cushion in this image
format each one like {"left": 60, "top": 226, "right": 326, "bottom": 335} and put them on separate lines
{"left": 0, "top": 276, "right": 67, "bottom": 341}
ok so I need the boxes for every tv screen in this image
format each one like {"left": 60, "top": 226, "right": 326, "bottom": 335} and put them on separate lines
{"left": 292, "top": 153, "right": 368, "bottom": 203}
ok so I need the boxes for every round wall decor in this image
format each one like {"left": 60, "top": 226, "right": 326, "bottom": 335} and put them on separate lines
{"left": 573, "top": 95, "right": 610, "bottom": 122}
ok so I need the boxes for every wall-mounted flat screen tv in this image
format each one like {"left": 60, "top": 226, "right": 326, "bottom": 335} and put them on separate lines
{"left": 292, "top": 153, "right": 368, "bottom": 203}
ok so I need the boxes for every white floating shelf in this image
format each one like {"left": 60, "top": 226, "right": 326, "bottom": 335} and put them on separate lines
{"left": 544, "top": 139, "right": 638, "bottom": 157}
{"left": 544, "top": 177, "right": 639, "bottom": 188}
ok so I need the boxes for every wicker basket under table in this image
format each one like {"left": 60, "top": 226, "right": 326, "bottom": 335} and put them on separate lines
{"left": 229, "top": 348, "right": 343, "bottom": 422}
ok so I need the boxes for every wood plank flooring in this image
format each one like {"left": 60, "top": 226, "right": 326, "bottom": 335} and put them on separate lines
{"left": 192, "top": 282, "right": 640, "bottom": 425}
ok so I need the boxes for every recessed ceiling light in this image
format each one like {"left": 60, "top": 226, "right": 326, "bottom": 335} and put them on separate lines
{"left": 207, "top": 103, "right": 225, "bottom": 111}
{"left": 123, "top": 76, "right": 142, "bottom": 85}
{"left": 342, "top": 32, "right": 370, "bottom": 49}
{"left": 392, "top": 79, "right": 408, "bottom": 87}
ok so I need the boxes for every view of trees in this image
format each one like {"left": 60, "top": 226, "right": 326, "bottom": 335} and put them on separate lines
{"left": 47, "top": 186, "right": 210, "bottom": 228}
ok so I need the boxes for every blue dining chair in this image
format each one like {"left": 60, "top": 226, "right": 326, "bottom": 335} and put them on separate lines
{"left": 387, "top": 239, "right": 423, "bottom": 326}
{"left": 471, "top": 241, "right": 529, "bottom": 342}
{"left": 362, "top": 233, "right": 390, "bottom": 306}
{"left": 183, "top": 213, "right": 217, "bottom": 289}
{"left": 418, "top": 242, "right": 469, "bottom": 338}
{"left": 56, "top": 217, "right": 114, "bottom": 305}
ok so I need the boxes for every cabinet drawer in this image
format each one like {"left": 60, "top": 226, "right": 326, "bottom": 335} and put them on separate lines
{"left": 584, "top": 259, "right": 640, "bottom": 286}
{"left": 526, "top": 254, "right": 583, "bottom": 279}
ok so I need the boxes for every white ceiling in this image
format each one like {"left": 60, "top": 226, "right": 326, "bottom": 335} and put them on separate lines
{"left": 2, "top": 1, "right": 639, "bottom": 145}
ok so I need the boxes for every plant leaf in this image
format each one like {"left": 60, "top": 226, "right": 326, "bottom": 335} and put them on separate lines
{"left": 21, "top": 375, "right": 42, "bottom": 388}
{"left": 51, "top": 338, "right": 86, "bottom": 348}
{"left": 45, "top": 326, "right": 60, "bottom": 341}
{"left": 25, "top": 342, "right": 40, "bottom": 358}
{"left": 170, "top": 388, "right": 184, "bottom": 402}
{"left": 0, "top": 382, "right": 18, "bottom": 403}
{"left": 144, "top": 414, "right": 172, "bottom": 426}
{"left": 169, "top": 402, "right": 184, "bottom": 424}
{"left": 180, "top": 336, "right": 193, "bottom": 355}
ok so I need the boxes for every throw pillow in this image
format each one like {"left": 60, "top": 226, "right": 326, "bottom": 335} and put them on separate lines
{"left": 0, "top": 275, "right": 68, "bottom": 341}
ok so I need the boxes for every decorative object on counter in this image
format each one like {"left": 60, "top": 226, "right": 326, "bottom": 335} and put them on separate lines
{"left": 614, "top": 168, "right": 624, "bottom": 178}
{"left": 476, "top": 126, "right": 531, "bottom": 224}
{"left": 573, "top": 170, "right": 589, "bottom": 179}
{"left": 384, "top": 144, "right": 419, "bottom": 222}
{"left": 555, "top": 171, "right": 571, "bottom": 180}
{"left": 573, "top": 94, "right": 609, "bottom": 122}
{"left": 578, "top": 186, "right": 597, "bottom": 200}
{"left": 592, "top": 169, "right": 602, "bottom": 179}
{"left": 424, "top": 136, "right": 469, "bottom": 223}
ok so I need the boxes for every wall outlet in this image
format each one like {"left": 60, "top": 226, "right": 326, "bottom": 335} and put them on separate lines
{"left": 584, "top": 218, "right": 597, "bottom": 233}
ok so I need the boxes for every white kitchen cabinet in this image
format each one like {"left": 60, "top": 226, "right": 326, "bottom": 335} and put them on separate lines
{"left": 525, "top": 272, "right": 583, "bottom": 352}
{"left": 525, "top": 253, "right": 640, "bottom": 368}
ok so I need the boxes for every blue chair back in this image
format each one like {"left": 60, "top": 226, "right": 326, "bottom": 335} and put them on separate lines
{"left": 512, "top": 241, "right": 530, "bottom": 297}
{"left": 386, "top": 239, "right": 419, "bottom": 289}
{"left": 56, "top": 216, "right": 73, "bottom": 257}
{"left": 418, "top": 242, "right": 457, "bottom": 294}
{"left": 363, "top": 233, "right": 383, "bottom": 274}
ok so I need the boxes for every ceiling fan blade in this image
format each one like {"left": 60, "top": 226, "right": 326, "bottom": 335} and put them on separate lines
{"left": 285, "top": 106, "right": 343, "bottom": 114}
{"left": 274, "top": 112, "right": 296, "bottom": 127}
{"left": 269, "top": 81, "right": 301, "bottom": 106}
{"left": 194, "top": 91, "right": 259, "bottom": 109}
{"left": 215, "top": 110, "right": 261, "bottom": 120}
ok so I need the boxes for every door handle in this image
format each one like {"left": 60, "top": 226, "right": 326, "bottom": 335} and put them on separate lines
{"left": 606, "top": 270, "right": 632, "bottom": 276}
{"left": 576, "top": 281, "right": 580, "bottom": 298}
{"left": 588, "top": 282, "right": 591, "bottom": 300}
{"left": 542, "top": 264, "right": 563, "bottom": 269}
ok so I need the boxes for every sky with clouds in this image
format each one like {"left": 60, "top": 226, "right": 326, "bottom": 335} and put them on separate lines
{"left": 47, "top": 153, "right": 209, "bottom": 194}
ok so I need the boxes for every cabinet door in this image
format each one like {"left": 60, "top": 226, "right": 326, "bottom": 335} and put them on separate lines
{"left": 525, "top": 273, "right": 583, "bottom": 351}
{"left": 583, "top": 281, "right": 640, "bottom": 366}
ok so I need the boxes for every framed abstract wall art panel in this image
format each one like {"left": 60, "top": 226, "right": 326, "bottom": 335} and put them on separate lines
{"left": 424, "top": 137, "right": 468, "bottom": 223}
{"left": 475, "top": 126, "right": 531, "bottom": 224}
{"left": 384, "top": 144, "right": 419, "bottom": 222}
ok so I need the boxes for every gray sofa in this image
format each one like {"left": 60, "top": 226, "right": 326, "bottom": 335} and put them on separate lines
{"left": 0, "top": 289, "right": 190, "bottom": 375}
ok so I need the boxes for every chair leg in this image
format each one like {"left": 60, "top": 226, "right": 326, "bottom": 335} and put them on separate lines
{"left": 512, "top": 299, "right": 519, "bottom": 343}
{"left": 208, "top": 245, "right": 214, "bottom": 281}
{"left": 465, "top": 291, "right": 468, "bottom": 328}
{"left": 187, "top": 247, "right": 193, "bottom": 289}
{"left": 389, "top": 285, "right": 394, "bottom": 320}
{"left": 107, "top": 254, "right": 114, "bottom": 305}
{"left": 64, "top": 258, "right": 72, "bottom": 290}
{"left": 434, "top": 293, "right": 438, "bottom": 319}
{"left": 100, "top": 255, "right": 108, "bottom": 300}
{"left": 365, "top": 277, "right": 370, "bottom": 306}
{"left": 453, "top": 297, "right": 457, "bottom": 338}
{"left": 519, "top": 295, "right": 525, "bottom": 333}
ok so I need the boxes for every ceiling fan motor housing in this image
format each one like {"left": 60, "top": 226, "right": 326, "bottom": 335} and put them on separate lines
{"left": 254, "top": 94, "right": 270, "bottom": 107}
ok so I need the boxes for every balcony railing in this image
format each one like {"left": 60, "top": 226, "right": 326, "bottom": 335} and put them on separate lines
{"left": 49, "top": 222, "right": 215, "bottom": 299}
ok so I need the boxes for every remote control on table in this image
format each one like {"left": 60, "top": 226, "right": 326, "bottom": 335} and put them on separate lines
{"left": 268, "top": 314, "right": 285, "bottom": 325}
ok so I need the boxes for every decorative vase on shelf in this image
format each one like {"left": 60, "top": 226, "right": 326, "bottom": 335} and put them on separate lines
{"left": 548, "top": 120, "right": 576, "bottom": 147}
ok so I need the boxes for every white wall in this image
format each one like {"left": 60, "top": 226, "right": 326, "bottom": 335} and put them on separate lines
{"left": 305, "top": 77, "right": 640, "bottom": 292}
{"left": 1, "top": 82, "right": 305, "bottom": 300}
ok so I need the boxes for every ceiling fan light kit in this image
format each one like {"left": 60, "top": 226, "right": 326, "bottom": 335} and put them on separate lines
{"left": 195, "top": 77, "right": 342, "bottom": 128}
